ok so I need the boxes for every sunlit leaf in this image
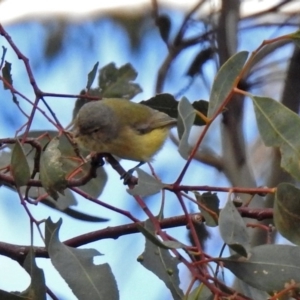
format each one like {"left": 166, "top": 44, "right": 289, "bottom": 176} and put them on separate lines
{"left": 40, "top": 137, "right": 68, "bottom": 200}
{"left": 138, "top": 219, "right": 183, "bottom": 300}
{"left": 10, "top": 140, "right": 30, "bottom": 187}
{"left": 127, "top": 168, "right": 163, "bottom": 197}
{"left": 86, "top": 62, "right": 99, "bottom": 90}
{"left": 274, "top": 182, "right": 300, "bottom": 245}
{"left": 222, "top": 244, "right": 300, "bottom": 293}
{"left": 99, "top": 63, "right": 142, "bottom": 99}
{"left": 45, "top": 218, "right": 119, "bottom": 300}
{"left": 177, "top": 97, "right": 196, "bottom": 159}
{"left": 252, "top": 96, "right": 300, "bottom": 181}
{"left": 219, "top": 199, "right": 250, "bottom": 257}
{"left": 208, "top": 51, "right": 248, "bottom": 118}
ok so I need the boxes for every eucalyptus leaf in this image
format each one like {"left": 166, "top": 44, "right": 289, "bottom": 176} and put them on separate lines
{"left": 274, "top": 182, "right": 300, "bottom": 245}
{"left": 252, "top": 96, "right": 300, "bottom": 181}
{"left": 99, "top": 63, "right": 142, "bottom": 99}
{"left": 222, "top": 244, "right": 300, "bottom": 293}
{"left": 10, "top": 140, "right": 30, "bottom": 187}
{"left": 22, "top": 248, "right": 46, "bottom": 299}
{"left": 86, "top": 62, "right": 99, "bottom": 90}
{"left": 288, "top": 30, "right": 300, "bottom": 48}
{"left": 138, "top": 219, "right": 183, "bottom": 300}
{"left": 0, "top": 249, "right": 46, "bottom": 299}
{"left": 2, "top": 60, "right": 13, "bottom": 89}
{"left": 208, "top": 51, "right": 248, "bottom": 118}
{"left": 45, "top": 218, "right": 119, "bottom": 300}
{"left": 177, "top": 97, "right": 196, "bottom": 159}
{"left": 40, "top": 137, "right": 68, "bottom": 200}
{"left": 219, "top": 199, "right": 250, "bottom": 257}
{"left": 127, "top": 168, "right": 163, "bottom": 197}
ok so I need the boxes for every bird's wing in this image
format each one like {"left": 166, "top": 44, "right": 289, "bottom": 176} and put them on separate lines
{"left": 134, "top": 110, "right": 177, "bottom": 134}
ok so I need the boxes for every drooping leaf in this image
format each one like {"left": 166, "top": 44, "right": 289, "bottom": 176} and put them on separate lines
{"left": 10, "top": 140, "right": 30, "bottom": 187}
{"left": 45, "top": 218, "right": 119, "bottom": 300}
{"left": 0, "top": 249, "right": 46, "bottom": 299}
{"left": 22, "top": 248, "right": 46, "bottom": 299}
{"left": 195, "top": 192, "right": 219, "bottom": 227}
{"left": 177, "top": 97, "right": 196, "bottom": 159}
{"left": 138, "top": 219, "right": 183, "bottom": 300}
{"left": 99, "top": 63, "right": 142, "bottom": 99}
{"left": 208, "top": 51, "right": 248, "bottom": 118}
{"left": 274, "top": 182, "right": 300, "bottom": 245}
{"left": 127, "top": 168, "right": 163, "bottom": 197}
{"left": 219, "top": 199, "right": 250, "bottom": 257}
{"left": 40, "top": 137, "right": 68, "bottom": 200}
{"left": 2, "top": 60, "right": 13, "bottom": 89}
{"left": 86, "top": 62, "right": 99, "bottom": 90}
{"left": 252, "top": 96, "right": 300, "bottom": 181}
{"left": 222, "top": 244, "right": 300, "bottom": 293}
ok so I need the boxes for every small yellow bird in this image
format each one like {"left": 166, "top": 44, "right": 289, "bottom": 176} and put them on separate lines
{"left": 73, "top": 98, "right": 177, "bottom": 177}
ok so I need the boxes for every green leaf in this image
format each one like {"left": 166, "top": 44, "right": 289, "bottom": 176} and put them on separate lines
{"left": 86, "top": 62, "right": 99, "bottom": 90}
{"left": 138, "top": 219, "right": 183, "bottom": 300}
{"left": 10, "top": 140, "right": 30, "bottom": 187}
{"left": 274, "top": 182, "right": 300, "bottom": 245}
{"left": 0, "top": 249, "right": 46, "bottom": 299}
{"left": 288, "top": 30, "right": 300, "bottom": 48}
{"left": 208, "top": 51, "right": 248, "bottom": 118}
{"left": 22, "top": 248, "right": 46, "bottom": 299}
{"left": 222, "top": 244, "right": 300, "bottom": 293}
{"left": 252, "top": 96, "right": 300, "bottom": 181}
{"left": 2, "top": 61, "right": 13, "bottom": 89}
{"left": 127, "top": 168, "right": 163, "bottom": 197}
{"left": 192, "top": 100, "right": 209, "bottom": 126}
{"left": 177, "top": 97, "right": 196, "bottom": 159}
{"left": 99, "top": 63, "right": 142, "bottom": 99}
{"left": 140, "top": 94, "right": 208, "bottom": 126}
{"left": 40, "top": 137, "right": 68, "bottom": 200}
{"left": 45, "top": 218, "right": 119, "bottom": 300}
{"left": 195, "top": 192, "right": 219, "bottom": 227}
{"left": 219, "top": 199, "right": 250, "bottom": 257}
{"left": 140, "top": 93, "right": 178, "bottom": 119}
